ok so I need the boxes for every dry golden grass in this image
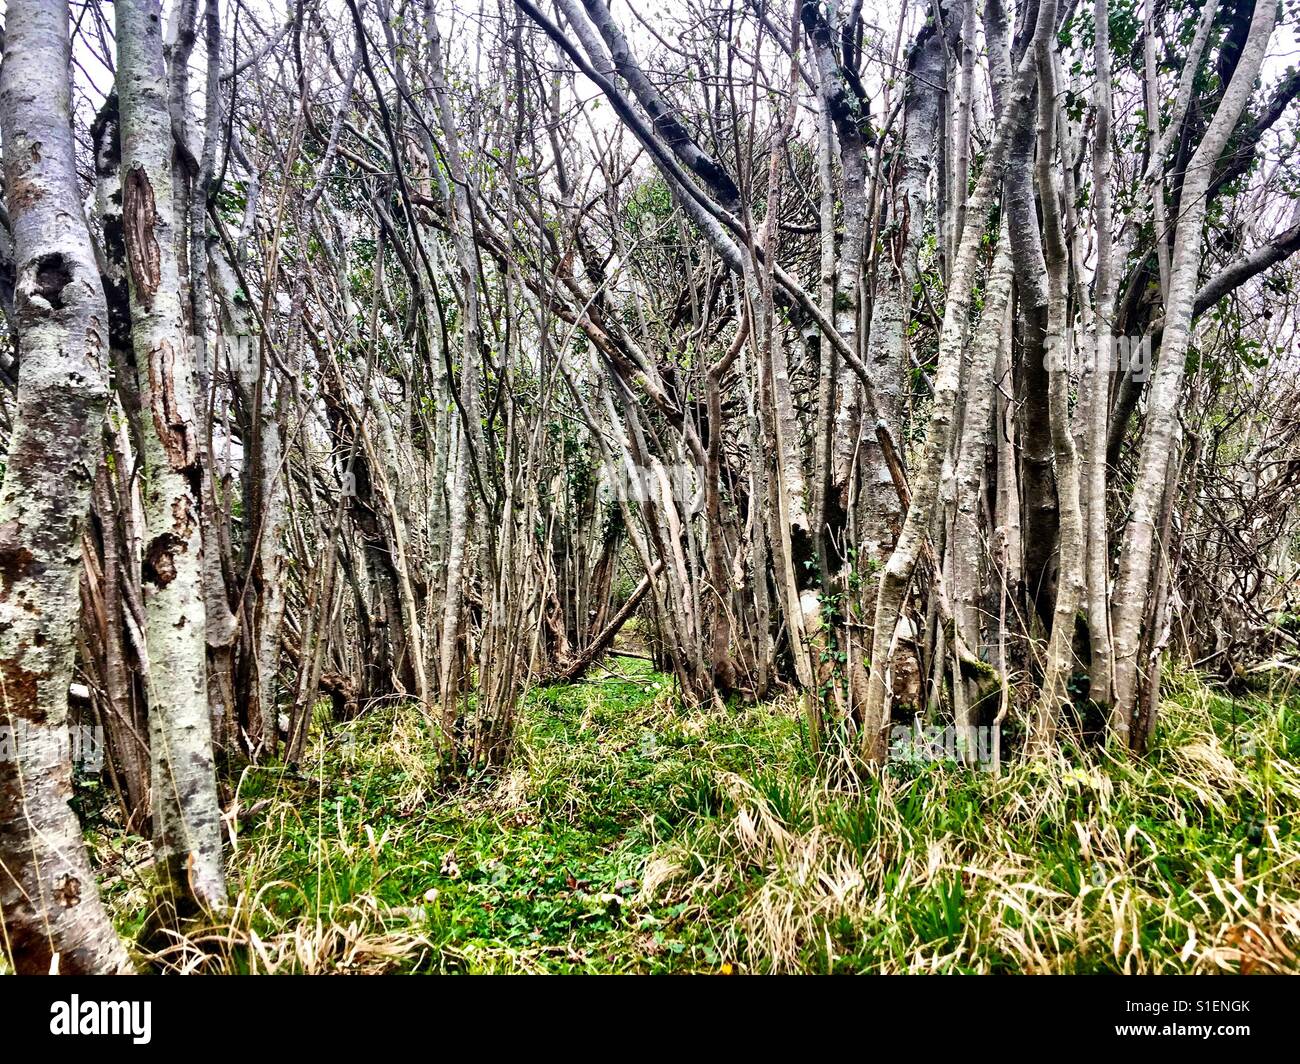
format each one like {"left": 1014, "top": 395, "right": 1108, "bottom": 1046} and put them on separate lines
{"left": 65, "top": 659, "right": 1300, "bottom": 974}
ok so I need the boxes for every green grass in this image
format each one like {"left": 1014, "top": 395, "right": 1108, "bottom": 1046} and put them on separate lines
{"left": 98, "top": 658, "right": 1300, "bottom": 974}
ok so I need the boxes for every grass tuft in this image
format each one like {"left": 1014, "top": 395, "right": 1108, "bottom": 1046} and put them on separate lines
{"left": 92, "top": 656, "right": 1300, "bottom": 974}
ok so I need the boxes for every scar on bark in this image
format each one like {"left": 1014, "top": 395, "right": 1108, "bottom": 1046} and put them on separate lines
{"left": 56, "top": 875, "right": 82, "bottom": 908}
{"left": 143, "top": 532, "right": 186, "bottom": 588}
{"left": 141, "top": 492, "right": 198, "bottom": 588}
{"left": 0, "top": 656, "right": 41, "bottom": 715}
{"left": 6, "top": 142, "right": 43, "bottom": 210}
{"left": 29, "top": 253, "right": 73, "bottom": 310}
{"left": 123, "top": 164, "right": 161, "bottom": 306}
{"left": 148, "top": 339, "right": 200, "bottom": 476}
{"left": 0, "top": 521, "right": 40, "bottom": 594}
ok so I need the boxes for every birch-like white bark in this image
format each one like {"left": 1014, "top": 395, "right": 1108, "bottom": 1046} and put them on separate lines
{"left": 1029, "top": 46, "right": 1084, "bottom": 753}
{"left": 861, "top": 0, "right": 1055, "bottom": 760}
{"left": 1084, "top": 0, "right": 1117, "bottom": 707}
{"left": 951, "top": 231, "right": 1013, "bottom": 744}
{"left": 116, "top": 0, "right": 226, "bottom": 911}
{"left": 0, "top": 0, "right": 133, "bottom": 974}
{"left": 1110, "top": 0, "right": 1276, "bottom": 744}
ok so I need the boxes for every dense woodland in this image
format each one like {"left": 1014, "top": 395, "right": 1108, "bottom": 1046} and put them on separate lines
{"left": 1, "top": 0, "right": 1299, "bottom": 975}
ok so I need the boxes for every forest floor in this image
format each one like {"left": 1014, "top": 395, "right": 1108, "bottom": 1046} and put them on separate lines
{"left": 90, "top": 658, "right": 1300, "bottom": 974}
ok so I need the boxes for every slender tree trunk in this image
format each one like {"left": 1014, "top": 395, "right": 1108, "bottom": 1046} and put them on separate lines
{"left": 425, "top": 8, "right": 483, "bottom": 750}
{"left": 1028, "top": 45, "right": 1084, "bottom": 754}
{"left": 0, "top": 0, "right": 133, "bottom": 974}
{"left": 951, "top": 231, "right": 1013, "bottom": 745}
{"left": 116, "top": 0, "right": 226, "bottom": 912}
{"left": 1110, "top": 0, "right": 1276, "bottom": 746}
{"left": 1083, "top": 0, "right": 1117, "bottom": 708}
{"left": 861, "top": 0, "right": 1052, "bottom": 760}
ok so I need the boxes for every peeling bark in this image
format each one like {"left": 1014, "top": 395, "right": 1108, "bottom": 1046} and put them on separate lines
{"left": 116, "top": 0, "right": 226, "bottom": 913}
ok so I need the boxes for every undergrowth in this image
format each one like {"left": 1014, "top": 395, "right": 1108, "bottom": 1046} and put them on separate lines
{"left": 92, "top": 658, "right": 1300, "bottom": 973}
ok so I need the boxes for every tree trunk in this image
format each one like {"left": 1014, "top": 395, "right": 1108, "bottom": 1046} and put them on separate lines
{"left": 116, "top": 0, "right": 226, "bottom": 912}
{"left": 1110, "top": 0, "right": 1276, "bottom": 746}
{"left": 861, "top": 0, "right": 1052, "bottom": 760}
{"left": 1028, "top": 44, "right": 1084, "bottom": 754}
{"left": 0, "top": 0, "right": 133, "bottom": 974}
{"left": 1083, "top": 0, "right": 1117, "bottom": 708}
